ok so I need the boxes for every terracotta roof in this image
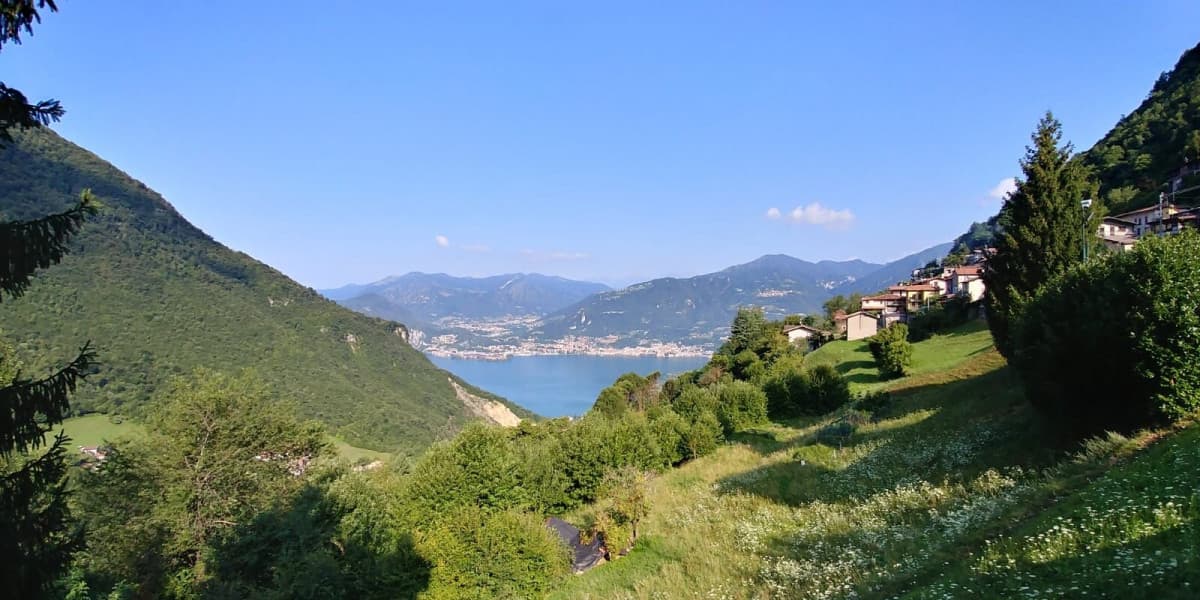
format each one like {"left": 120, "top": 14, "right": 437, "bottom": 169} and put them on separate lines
{"left": 1113, "top": 203, "right": 1180, "bottom": 219}
{"left": 844, "top": 311, "right": 877, "bottom": 319}
{"left": 889, "top": 284, "right": 939, "bottom": 292}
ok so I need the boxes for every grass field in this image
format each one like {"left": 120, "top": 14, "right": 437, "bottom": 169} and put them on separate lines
{"left": 549, "top": 325, "right": 1200, "bottom": 599}
{"left": 48, "top": 413, "right": 144, "bottom": 449}
{"left": 803, "top": 319, "right": 994, "bottom": 392}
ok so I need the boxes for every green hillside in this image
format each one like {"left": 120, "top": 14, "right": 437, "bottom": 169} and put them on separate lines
{"left": 804, "top": 320, "right": 994, "bottom": 391}
{"left": 0, "top": 127, "right": 532, "bottom": 453}
{"left": 1083, "top": 41, "right": 1200, "bottom": 213}
{"left": 547, "top": 330, "right": 1199, "bottom": 598}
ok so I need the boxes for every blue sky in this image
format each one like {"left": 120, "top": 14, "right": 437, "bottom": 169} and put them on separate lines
{"left": 6, "top": 1, "right": 1200, "bottom": 287}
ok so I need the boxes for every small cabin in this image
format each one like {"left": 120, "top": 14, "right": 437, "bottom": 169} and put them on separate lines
{"left": 782, "top": 324, "right": 824, "bottom": 345}
{"left": 845, "top": 311, "right": 881, "bottom": 341}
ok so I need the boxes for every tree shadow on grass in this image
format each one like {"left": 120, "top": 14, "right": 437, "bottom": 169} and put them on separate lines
{"left": 881, "top": 523, "right": 1199, "bottom": 599}
{"left": 716, "top": 367, "right": 1063, "bottom": 507}
{"left": 204, "top": 483, "right": 430, "bottom": 599}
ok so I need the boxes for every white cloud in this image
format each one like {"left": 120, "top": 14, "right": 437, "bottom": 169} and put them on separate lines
{"left": 989, "top": 178, "right": 1017, "bottom": 201}
{"left": 434, "top": 235, "right": 450, "bottom": 248}
{"left": 548, "top": 251, "right": 590, "bottom": 261}
{"left": 765, "top": 207, "right": 782, "bottom": 220}
{"left": 787, "top": 202, "right": 855, "bottom": 230}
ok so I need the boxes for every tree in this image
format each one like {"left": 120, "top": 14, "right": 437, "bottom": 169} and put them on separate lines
{"left": 867, "top": 324, "right": 912, "bottom": 379}
{"left": 1, "top": 4, "right": 99, "bottom": 593}
{"left": 724, "top": 307, "right": 767, "bottom": 356}
{"left": 1, "top": 1, "right": 65, "bottom": 145}
{"left": 76, "top": 370, "right": 327, "bottom": 596}
{"left": 823, "top": 295, "right": 849, "bottom": 322}
{"left": 592, "top": 372, "right": 660, "bottom": 417}
{"left": 983, "top": 112, "right": 1098, "bottom": 358}
{"left": 1013, "top": 231, "right": 1200, "bottom": 435}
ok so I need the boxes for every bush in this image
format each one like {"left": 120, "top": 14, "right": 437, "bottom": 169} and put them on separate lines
{"left": 671, "top": 387, "right": 718, "bottom": 422}
{"left": 907, "top": 296, "right": 972, "bottom": 342}
{"left": 646, "top": 407, "right": 689, "bottom": 467}
{"left": 867, "top": 324, "right": 912, "bottom": 379}
{"left": 804, "top": 365, "right": 853, "bottom": 414}
{"left": 587, "top": 467, "right": 649, "bottom": 558}
{"left": 854, "top": 390, "right": 893, "bottom": 414}
{"left": 815, "top": 421, "right": 855, "bottom": 447}
{"left": 419, "top": 507, "right": 569, "bottom": 600}
{"left": 682, "top": 410, "right": 723, "bottom": 459}
{"left": 400, "top": 424, "right": 526, "bottom": 517}
{"left": 1014, "top": 231, "right": 1200, "bottom": 434}
{"left": 712, "top": 381, "right": 769, "bottom": 435}
{"left": 763, "top": 364, "right": 851, "bottom": 418}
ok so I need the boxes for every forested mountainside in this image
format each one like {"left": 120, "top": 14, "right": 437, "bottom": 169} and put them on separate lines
{"left": 829, "top": 242, "right": 954, "bottom": 297}
{"left": 326, "top": 272, "right": 610, "bottom": 323}
{"left": 1083, "top": 41, "right": 1200, "bottom": 213}
{"left": 0, "top": 128, "right": 531, "bottom": 453}
{"left": 533, "top": 248, "right": 948, "bottom": 346}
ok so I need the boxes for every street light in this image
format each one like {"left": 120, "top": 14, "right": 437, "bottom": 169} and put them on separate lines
{"left": 1081, "top": 198, "right": 1093, "bottom": 262}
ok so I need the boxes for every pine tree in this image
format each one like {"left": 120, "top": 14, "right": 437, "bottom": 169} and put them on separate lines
{"left": 984, "top": 112, "right": 1099, "bottom": 358}
{"left": 1, "top": 2, "right": 65, "bottom": 144}
{"left": 1, "top": 1, "right": 99, "bottom": 596}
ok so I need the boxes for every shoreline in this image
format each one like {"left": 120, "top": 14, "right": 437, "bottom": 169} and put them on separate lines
{"left": 424, "top": 348, "right": 713, "bottom": 361}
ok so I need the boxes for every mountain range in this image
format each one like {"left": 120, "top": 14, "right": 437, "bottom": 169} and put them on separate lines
{"left": 322, "top": 272, "right": 609, "bottom": 324}
{"left": 0, "top": 128, "right": 531, "bottom": 453}
{"left": 531, "top": 244, "right": 952, "bottom": 347}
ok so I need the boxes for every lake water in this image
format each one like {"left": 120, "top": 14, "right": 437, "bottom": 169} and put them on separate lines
{"left": 429, "top": 354, "right": 711, "bottom": 417}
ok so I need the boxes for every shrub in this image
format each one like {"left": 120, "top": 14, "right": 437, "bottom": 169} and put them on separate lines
{"left": 803, "top": 365, "right": 853, "bottom": 414}
{"left": 712, "top": 381, "right": 769, "bottom": 435}
{"left": 586, "top": 467, "right": 649, "bottom": 558}
{"left": 1014, "top": 231, "right": 1200, "bottom": 434}
{"left": 682, "top": 410, "right": 723, "bottom": 459}
{"left": 646, "top": 407, "right": 689, "bottom": 467}
{"left": 671, "top": 387, "right": 718, "bottom": 422}
{"left": 763, "top": 364, "right": 851, "bottom": 418}
{"left": 419, "top": 507, "right": 569, "bottom": 600}
{"left": 867, "top": 324, "right": 912, "bottom": 378}
{"left": 907, "top": 296, "right": 972, "bottom": 341}
{"left": 400, "top": 423, "right": 526, "bottom": 517}
{"left": 815, "top": 422, "right": 855, "bottom": 447}
{"left": 730, "top": 349, "right": 766, "bottom": 382}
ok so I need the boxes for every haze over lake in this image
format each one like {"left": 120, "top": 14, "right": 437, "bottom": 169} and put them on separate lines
{"left": 428, "top": 355, "right": 711, "bottom": 417}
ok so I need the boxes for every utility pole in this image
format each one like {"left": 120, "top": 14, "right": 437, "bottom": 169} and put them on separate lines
{"left": 1081, "top": 198, "right": 1093, "bottom": 262}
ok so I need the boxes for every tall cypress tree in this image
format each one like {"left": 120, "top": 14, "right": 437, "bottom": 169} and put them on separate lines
{"left": 0, "top": 1, "right": 99, "bottom": 597}
{"left": 984, "top": 112, "right": 1098, "bottom": 358}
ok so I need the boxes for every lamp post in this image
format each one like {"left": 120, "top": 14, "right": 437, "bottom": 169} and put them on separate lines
{"left": 1081, "top": 198, "right": 1093, "bottom": 262}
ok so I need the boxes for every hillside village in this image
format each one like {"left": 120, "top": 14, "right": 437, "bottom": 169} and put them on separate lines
{"left": 786, "top": 163, "right": 1200, "bottom": 346}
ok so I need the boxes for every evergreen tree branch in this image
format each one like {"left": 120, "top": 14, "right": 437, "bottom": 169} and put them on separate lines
{"left": 0, "top": 430, "right": 81, "bottom": 598}
{"left": 0, "top": 190, "right": 97, "bottom": 301}
{"left": 0, "top": 0, "right": 56, "bottom": 49}
{"left": 0, "top": 344, "right": 95, "bottom": 457}
{"left": 0, "top": 82, "right": 64, "bottom": 144}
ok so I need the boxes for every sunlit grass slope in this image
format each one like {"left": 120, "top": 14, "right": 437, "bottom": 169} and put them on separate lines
{"left": 803, "top": 320, "right": 994, "bottom": 392}
{"left": 549, "top": 322, "right": 1199, "bottom": 599}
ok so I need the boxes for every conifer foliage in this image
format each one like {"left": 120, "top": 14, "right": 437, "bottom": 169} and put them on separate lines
{"left": 0, "top": 1, "right": 99, "bottom": 596}
{"left": 983, "top": 112, "right": 1098, "bottom": 358}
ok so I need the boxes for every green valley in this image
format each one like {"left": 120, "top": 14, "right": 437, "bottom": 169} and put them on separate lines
{"left": 0, "top": 127, "right": 532, "bottom": 454}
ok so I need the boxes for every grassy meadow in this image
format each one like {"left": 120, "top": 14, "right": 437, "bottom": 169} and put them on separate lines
{"left": 548, "top": 321, "right": 1199, "bottom": 599}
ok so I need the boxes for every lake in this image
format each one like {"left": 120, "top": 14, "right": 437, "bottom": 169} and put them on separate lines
{"left": 428, "top": 354, "right": 711, "bottom": 417}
